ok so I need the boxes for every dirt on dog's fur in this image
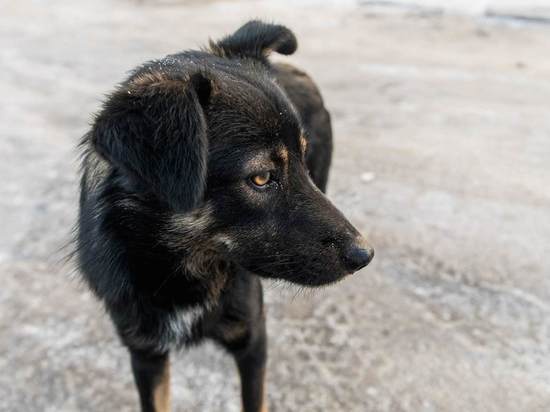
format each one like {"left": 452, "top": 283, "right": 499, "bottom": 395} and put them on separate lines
{"left": 76, "top": 20, "right": 373, "bottom": 412}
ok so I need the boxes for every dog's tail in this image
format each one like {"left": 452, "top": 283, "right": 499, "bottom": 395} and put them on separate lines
{"left": 210, "top": 20, "right": 297, "bottom": 61}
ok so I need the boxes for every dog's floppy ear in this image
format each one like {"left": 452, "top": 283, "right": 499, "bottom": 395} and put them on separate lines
{"left": 211, "top": 20, "right": 297, "bottom": 60}
{"left": 91, "top": 70, "right": 212, "bottom": 212}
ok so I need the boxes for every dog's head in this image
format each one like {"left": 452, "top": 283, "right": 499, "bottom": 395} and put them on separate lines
{"left": 91, "top": 21, "right": 373, "bottom": 286}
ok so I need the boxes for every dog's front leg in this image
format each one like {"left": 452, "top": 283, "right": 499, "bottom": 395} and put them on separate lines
{"left": 233, "top": 322, "right": 268, "bottom": 412}
{"left": 130, "top": 348, "right": 171, "bottom": 412}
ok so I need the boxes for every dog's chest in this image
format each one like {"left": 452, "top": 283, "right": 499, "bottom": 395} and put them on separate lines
{"left": 167, "top": 305, "right": 205, "bottom": 341}
{"left": 129, "top": 304, "right": 209, "bottom": 352}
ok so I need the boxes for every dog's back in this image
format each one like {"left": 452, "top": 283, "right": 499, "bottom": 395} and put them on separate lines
{"left": 272, "top": 62, "right": 332, "bottom": 191}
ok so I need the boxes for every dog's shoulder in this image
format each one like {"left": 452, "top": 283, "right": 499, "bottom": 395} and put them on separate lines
{"left": 271, "top": 62, "right": 333, "bottom": 191}
{"left": 271, "top": 62, "right": 326, "bottom": 120}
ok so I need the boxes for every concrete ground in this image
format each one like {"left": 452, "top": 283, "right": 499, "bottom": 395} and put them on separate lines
{"left": 1, "top": 1, "right": 550, "bottom": 411}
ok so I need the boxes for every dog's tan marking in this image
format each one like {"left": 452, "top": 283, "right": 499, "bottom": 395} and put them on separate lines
{"left": 278, "top": 146, "right": 289, "bottom": 163}
{"left": 299, "top": 135, "right": 308, "bottom": 157}
{"left": 260, "top": 371, "right": 268, "bottom": 412}
{"left": 258, "top": 369, "right": 268, "bottom": 412}
{"left": 240, "top": 366, "right": 268, "bottom": 412}
{"left": 277, "top": 146, "right": 289, "bottom": 174}
{"left": 183, "top": 247, "right": 230, "bottom": 304}
{"left": 153, "top": 358, "right": 171, "bottom": 412}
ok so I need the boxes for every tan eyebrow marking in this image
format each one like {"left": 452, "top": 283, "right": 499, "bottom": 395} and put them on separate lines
{"left": 299, "top": 135, "right": 308, "bottom": 156}
{"left": 277, "top": 146, "right": 289, "bottom": 174}
{"left": 278, "top": 146, "right": 289, "bottom": 163}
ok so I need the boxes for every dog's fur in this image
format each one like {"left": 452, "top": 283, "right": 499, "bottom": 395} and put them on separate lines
{"left": 77, "top": 21, "right": 373, "bottom": 412}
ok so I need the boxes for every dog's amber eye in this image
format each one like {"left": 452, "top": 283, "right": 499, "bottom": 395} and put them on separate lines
{"left": 250, "top": 172, "right": 271, "bottom": 187}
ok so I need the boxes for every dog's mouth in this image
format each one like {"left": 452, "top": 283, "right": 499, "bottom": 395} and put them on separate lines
{"left": 235, "top": 248, "right": 374, "bottom": 287}
{"left": 204, "top": 226, "right": 374, "bottom": 287}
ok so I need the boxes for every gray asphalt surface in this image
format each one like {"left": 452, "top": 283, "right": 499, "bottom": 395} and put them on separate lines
{"left": 1, "top": 1, "right": 550, "bottom": 411}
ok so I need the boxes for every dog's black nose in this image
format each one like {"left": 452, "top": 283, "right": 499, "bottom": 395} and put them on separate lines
{"left": 342, "top": 239, "right": 374, "bottom": 273}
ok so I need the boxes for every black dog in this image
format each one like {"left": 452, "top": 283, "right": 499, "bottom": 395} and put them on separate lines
{"left": 77, "top": 20, "right": 374, "bottom": 412}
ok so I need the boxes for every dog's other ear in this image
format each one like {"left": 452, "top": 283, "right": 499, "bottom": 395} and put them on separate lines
{"left": 211, "top": 20, "right": 297, "bottom": 60}
{"left": 91, "top": 71, "right": 212, "bottom": 212}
